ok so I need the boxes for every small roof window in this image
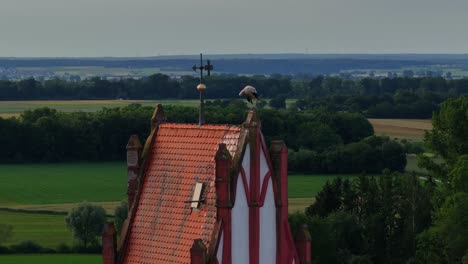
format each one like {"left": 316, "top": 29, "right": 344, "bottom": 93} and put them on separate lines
{"left": 191, "top": 182, "right": 205, "bottom": 209}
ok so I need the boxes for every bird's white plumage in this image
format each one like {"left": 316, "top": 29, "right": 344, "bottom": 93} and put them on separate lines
{"left": 239, "top": 85, "right": 257, "bottom": 96}
{"left": 239, "top": 85, "right": 259, "bottom": 104}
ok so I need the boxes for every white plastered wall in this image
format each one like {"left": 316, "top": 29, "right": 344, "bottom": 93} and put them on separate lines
{"left": 231, "top": 174, "right": 250, "bottom": 264}
{"left": 259, "top": 179, "right": 277, "bottom": 264}
{"left": 259, "top": 148, "right": 269, "bottom": 190}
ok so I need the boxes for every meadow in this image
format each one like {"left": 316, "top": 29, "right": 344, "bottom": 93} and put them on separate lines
{"left": 0, "top": 162, "right": 348, "bottom": 207}
{"left": 0, "top": 254, "right": 101, "bottom": 264}
{"left": 0, "top": 100, "right": 200, "bottom": 117}
{"left": 0, "top": 162, "right": 341, "bottom": 247}
{"left": 0, "top": 162, "right": 126, "bottom": 206}
{"left": 288, "top": 174, "right": 358, "bottom": 198}
{"left": 0, "top": 211, "right": 72, "bottom": 248}
{"left": 0, "top": 157, "right": 429, "bottom": 249}
{"left": 0, "top": 99, "right": 298, "bottom": 117}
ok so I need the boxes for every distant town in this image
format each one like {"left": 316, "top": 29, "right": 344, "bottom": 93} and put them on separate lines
{"left": 1, "top": 54, "right": 468, "bottom": 81}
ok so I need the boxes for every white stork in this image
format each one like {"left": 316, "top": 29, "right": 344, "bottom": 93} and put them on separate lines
{"left": 239, "top": 85, "right": 259, "bottom": 104}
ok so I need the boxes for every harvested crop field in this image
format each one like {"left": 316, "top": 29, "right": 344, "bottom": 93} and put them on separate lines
{"left": 368, "top": 118, "right": 432, "bottom": 140}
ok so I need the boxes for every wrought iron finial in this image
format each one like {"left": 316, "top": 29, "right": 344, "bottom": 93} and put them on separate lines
{"left": 191, "top": 53, "right": 214, "bottom": 127}
{"left": 192, "top": 53, "right": 214, "bottom": 84}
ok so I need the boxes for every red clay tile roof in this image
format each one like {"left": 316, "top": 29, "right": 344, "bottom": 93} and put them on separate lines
{"left": 122, "top": 123, "right": 241, "bottom": 264}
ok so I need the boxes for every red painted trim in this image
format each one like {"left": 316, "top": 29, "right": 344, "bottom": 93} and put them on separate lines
{"left": 213, "top": 225, "right": 223, "bottom": 263}
{"left": 240, "top": 167, "right": 251, "bottom": 204}
{"left": 259, "top": 132, "right": 280, "bottom": 207}
{"left": 285, "top": 219, "right": 300, "bottom": 264}
{"left": 249, "top": 207, "right": 260, "bottom": 264}
{"left": 222, "top": 221, "right": 232, "bottom": 264}
{"left": 248, "top": 128, "right": 262, "bottom": 264}
{"left": 259, "top": 133, "right": 274, "bottom": 173}
{"left": 250, "top": 130, "right": 260, "bottom": 203}
{"left": 258, "top": 171, "right": 271, "bottom": 206}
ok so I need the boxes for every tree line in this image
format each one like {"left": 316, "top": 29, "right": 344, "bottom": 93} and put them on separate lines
{"left": 1, "top": 74, "right": 468, "bottom": 118}
{"left": 0, "top": 102, "right": 406, "bottom": 173}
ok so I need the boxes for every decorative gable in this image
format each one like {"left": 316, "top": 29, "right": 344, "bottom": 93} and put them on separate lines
{"left": 109, "top": 106, "right": 311, "bottom": 264}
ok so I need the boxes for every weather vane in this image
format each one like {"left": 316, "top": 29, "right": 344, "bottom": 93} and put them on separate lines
{"left": 192, "top": 53, "right": 213, "bottom": 127}
{"left": 192, "top": 53, "right": 213, "bottom": 84}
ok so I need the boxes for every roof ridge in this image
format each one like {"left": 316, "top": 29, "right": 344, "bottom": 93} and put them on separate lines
{"left": 160, "top": 123, "right": 241, "bottom": 130}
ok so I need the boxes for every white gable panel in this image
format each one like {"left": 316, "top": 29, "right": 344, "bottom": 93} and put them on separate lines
{"left": 259, "top": 180, "right": 276, "bottom": 264}
{"left": 259, "top": 147, "right": 270, "bottom": 191}
{"left": 232, "top": 174, "right": 250, "bottom": 264}
{"left": 242, "top": 144, "right": 250, "bottom": 188}
{"left": 216, "top": 231, "right": 224, "bottom": 264}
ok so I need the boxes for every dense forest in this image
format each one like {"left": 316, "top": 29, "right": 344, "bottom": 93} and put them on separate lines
{"left": 290, "top": 97, "right": 468, "bottom": 264}
{"left": 0, "top": 103, "right": 406, "bottom": 174}
{"left": 1, "top": 74, "right": 467, "bottom": 118}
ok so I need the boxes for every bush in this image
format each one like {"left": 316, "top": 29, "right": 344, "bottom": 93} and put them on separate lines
{"left": 288, "top": 136, "right": 406, "bottom": 174}
{"left": 401, "top": 139, "right": 424, "bottom": 154}
{"left": 56, "top": 243, "right": 72, "bottom": 253}
{"left": 269, "top": 94, "right": 287, "bottom": 109}
{"left": 9, "top": 240, "right": 51, "bottom": 254}
{"left": 72, "top": 243, "right": 102, "bottom": 254}
{"left": 0, "top": 245, "right": 11, "bottom": 254}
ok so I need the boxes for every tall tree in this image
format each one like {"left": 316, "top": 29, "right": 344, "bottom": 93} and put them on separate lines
{"left": 65, "top": 203, "right": 106, "bottom": 248}
{"left": 420, "top": 96, "right": 468, "bottom": 182}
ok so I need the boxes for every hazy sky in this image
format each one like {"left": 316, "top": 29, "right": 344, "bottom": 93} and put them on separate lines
{"left": 1, "top": 0, "right": 468, "bottom": 57}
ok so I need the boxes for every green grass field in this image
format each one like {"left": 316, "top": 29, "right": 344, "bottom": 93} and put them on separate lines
{"left": 0, "top": 162, "right": 401, "bottom": 247}
{"left": 0, "top": 99, "right": 298, "bottom": 117}
{"left": 0, "top": 100, "right": 201, "bottom": 116}
{"left": 0, "top": 162, "right": 126, "bottom": 206}
{"left": 288, "top": 174, "right": 358, "bottom": 198}
{"left": 0, "top": 211, "right": 72, "bottom": 248}
{"left": 0, "top": 162, "right": 340, "bottom": 248}
{"left": 0, "top": 161, "right": 350, "bottom": 205}
{"left": 0, "top": 254, "right": 101, "bottom": 264}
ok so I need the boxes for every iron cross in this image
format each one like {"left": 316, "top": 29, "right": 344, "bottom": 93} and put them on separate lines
{"left": 192, "top": 53, "right": 213, "bottom": 83}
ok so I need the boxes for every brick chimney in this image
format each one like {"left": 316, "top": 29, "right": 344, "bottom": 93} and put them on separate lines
{"left": 295, "top": 224, "right": 312, "bottom": 264}
{"left": 102, "top": 222, "right": 117, "bottom": 264}
{"left": 214, "top": 143, "right": 232, "bottom": 263}
{"left": 190, "top": 239, "right": 207, "bottom": 264}
{"left": 126, "top": 135, "right": 142, "bottom": 210}
{"left": 215, "top": 143, "right": 232, "bottom": 208}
